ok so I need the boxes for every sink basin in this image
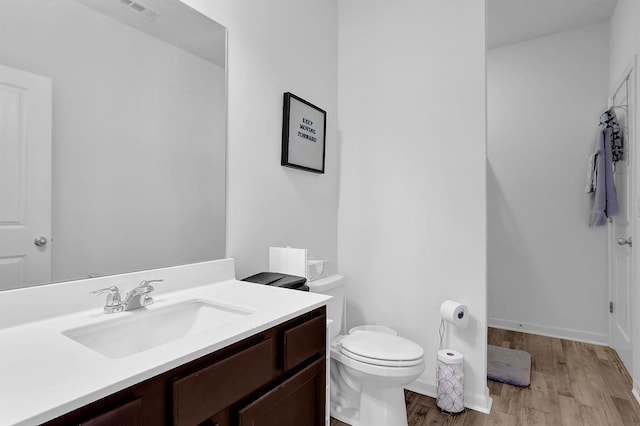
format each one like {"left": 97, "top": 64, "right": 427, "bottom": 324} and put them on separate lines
{"left": 63, "top": 299, "right": 253, "bottom": 359}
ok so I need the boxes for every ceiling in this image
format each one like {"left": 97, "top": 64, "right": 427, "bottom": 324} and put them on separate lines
{"left": 487, "top": 0, "right": 619, "bottom": 49}
{"left": 76, "top": 0, "right": 226, "bottom": 67}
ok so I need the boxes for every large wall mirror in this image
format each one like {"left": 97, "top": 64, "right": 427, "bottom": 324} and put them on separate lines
{"left": 0, "top": 0, "right": 226, "bottom": 290}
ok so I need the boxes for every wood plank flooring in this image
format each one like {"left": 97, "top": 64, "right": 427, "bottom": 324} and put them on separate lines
{"left": 330, "top": 328, "right": 640, "bottom": 425}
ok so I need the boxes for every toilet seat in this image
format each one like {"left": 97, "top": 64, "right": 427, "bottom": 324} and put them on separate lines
{"left": 349, "top": 325, "right": 397, "bottom": 336}
{"left": 340, "top": 331, "right": 424, "bottom": 367}
{"left": 341, "top": 348, "right": 424, "bottom": 367}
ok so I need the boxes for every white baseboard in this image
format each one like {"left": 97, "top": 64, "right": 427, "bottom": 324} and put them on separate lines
{"left": 633, "top": 386, "right": 640, "bottom": 405}
{"left": 488, "top": 318, "right": 608, "bottom": 346}
{"left": 404, "top": 377, "right": 493, "bottom": 414}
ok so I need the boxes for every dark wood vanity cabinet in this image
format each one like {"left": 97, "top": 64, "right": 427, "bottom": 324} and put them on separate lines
{"left": 237, "top": 358, "right": 325, "bottom": 426}
{"left": 77, "top": 399, "right": 143, "bottom": 426}
{"left": 44, "top": 306, "right": 326, "bottom": 426}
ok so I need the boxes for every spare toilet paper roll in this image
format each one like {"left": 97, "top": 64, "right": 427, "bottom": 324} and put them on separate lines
{"left": 437, "top": 349, "right": 464, "bottom": 364}
{"left": 440, "top": 300, "right": 469, "bottom": 329}
{"left": 436, "top": 349, "right": 465, "bottom": 413}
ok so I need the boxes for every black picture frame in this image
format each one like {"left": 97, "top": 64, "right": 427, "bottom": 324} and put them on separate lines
{"left": 281, "top": 92, "right": 327, "bottom": 174}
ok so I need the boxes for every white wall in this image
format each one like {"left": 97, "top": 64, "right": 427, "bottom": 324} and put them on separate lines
{"left": 0, "top": 0, "right": 226, "bottom": 284}
{"left": 609, "top": 0, "right": 640, "bottom": 404}
{"left": 182, "top": 0, "right": 339, "bottom": 280}
{"left": 337, "top": 0, "right": 490, "bottom": 412}
{"left": 487, "top": 23, "right": 611, "bottom": 344}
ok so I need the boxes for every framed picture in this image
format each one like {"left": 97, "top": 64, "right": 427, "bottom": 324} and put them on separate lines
{"left": 281, "top": 92, "right": 326, "bottom": 174}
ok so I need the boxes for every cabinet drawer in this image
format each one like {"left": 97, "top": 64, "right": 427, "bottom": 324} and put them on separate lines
{"left": 238, "top": 357, "right": 325, "bottom": 426}
{"left": 78, "top": 398, "right": 142, "bottom": 426}
{"left": 172, "top": 338, "right": 273, "bottom": 426}
{"left": 283, "top": 315, "right": 325, "bottom": 371}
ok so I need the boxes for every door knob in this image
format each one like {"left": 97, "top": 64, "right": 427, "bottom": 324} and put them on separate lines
{"left": 617, "top": 237, "right": 632, "bottom": 247}
{"left": 34, "top": 236, "right": 48, "bottom": 247}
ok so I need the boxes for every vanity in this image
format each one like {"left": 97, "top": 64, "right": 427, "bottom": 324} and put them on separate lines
{"left": 45, "top": 306, "right": 326, "bottom": 426}
{"left": 0, "top": 259, "right": 331, "bottom": 425}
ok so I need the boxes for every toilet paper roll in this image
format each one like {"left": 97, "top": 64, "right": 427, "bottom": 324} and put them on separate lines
{"left": 437, "top": 349, "right": 464, "bottom": 364}
{"left": 440, "top": 300, "right": 469, "bottom": 329}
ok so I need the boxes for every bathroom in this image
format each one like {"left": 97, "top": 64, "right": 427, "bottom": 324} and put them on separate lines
{"left": 0, "top": 0, "right": 639, "bottom": 425}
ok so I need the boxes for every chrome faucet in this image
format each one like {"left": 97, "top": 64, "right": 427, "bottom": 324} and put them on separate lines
{"left": 122, "top": 279, "right": 163, "bottom": 311}
{"left": 90, "top": 279, "right": 163, "bottom": 313}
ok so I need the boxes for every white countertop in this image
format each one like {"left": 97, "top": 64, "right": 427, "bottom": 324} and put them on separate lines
{"left": 0, "top": 278, "right": 330, "bottom": 426}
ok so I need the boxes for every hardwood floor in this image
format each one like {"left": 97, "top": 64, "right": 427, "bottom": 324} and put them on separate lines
{"left": 330, "top": 328, "right": 640, "bottom": 425}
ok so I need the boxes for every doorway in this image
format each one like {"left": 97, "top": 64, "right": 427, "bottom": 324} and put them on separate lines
{"left": 486, "top": 0, "right": 637, "bottom": 396}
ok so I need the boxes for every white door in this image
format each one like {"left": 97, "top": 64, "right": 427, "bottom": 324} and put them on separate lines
{"left": 609, "top": 62, "right": 634, "bottom": 375}
{"left": 0, "top": 65, "right": 52, "bottom": 290}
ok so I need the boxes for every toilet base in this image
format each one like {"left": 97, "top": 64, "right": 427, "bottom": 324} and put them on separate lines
{"left": 359, "top": 384, "right": 408, "bottom": 426}
{"left": 330, "top": 385, "right": 408, "bottom": 426}
{"left": 330, "top": 406, "right": 358, "bottom": 426}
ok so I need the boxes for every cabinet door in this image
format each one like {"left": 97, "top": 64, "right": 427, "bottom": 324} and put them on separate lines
{"left": 238, "top": 358, "right": 325, "bottom": 426}
{"left": 173, "top": 339, "right": 273, "bottom": 426}
{"left": 78, "top": 398, "right": 142, "bottom": 426}
{"left": 283, "top": 315, "right": 325, "bottom": 371}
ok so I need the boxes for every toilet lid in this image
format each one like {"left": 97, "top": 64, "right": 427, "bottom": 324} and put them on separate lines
{"left": 340, "top": 331, "right": 424, "bottom": 367}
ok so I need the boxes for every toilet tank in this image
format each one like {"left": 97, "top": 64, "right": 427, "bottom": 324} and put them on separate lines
{"left": 307, "top": 274, "right": 344, "bottom": 339}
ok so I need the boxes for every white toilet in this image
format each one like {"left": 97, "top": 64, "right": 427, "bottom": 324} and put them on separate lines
{"left": 308, "top": 274, "right": 425, "bottom": 426}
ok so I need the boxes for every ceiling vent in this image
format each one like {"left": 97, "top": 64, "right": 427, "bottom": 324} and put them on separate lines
{"left": 118, "top": 0, "right": 160, "bottom": 20}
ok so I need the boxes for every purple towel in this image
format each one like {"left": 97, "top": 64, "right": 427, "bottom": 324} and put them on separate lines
{"left": 590, "top": 128, "right": 618, "bottom": 226}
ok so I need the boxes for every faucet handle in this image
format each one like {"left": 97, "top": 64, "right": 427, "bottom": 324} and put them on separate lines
{"left": 90, "top": 286, "right": 123, "bottom": 313}
{"left": 138, "top": 279, "right": 162, "bottom": 308}
{"left": 90, "top": 285, "right": 121, "bottom": 305}
{"left": 139, "top": 279, "right": 163, "bottom": 288}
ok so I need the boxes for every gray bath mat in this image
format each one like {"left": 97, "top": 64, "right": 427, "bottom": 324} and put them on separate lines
{"left": 487, "top": 345, "right": 531, "bottom": 387}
